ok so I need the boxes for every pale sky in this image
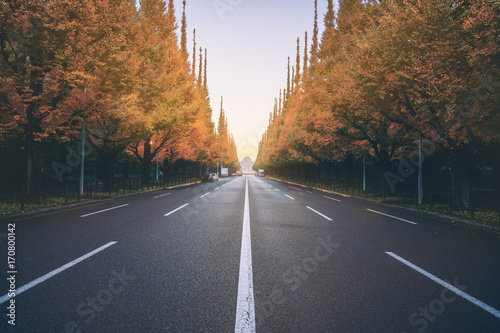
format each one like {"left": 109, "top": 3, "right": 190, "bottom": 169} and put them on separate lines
{"left": 174, "top": 0, "right": 331, "bottom": 161}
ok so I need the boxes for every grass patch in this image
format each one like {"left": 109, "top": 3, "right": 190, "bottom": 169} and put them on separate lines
{"left": 0, "top": 197, "right": 92, "bottom": 218}
{"left": 0, "top": 180, "right": 198, "bottom": 218}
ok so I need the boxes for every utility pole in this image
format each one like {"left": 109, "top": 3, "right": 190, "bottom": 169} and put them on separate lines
{"left": 418, "top": 135, "right": 423, "bottom": 204}
{"left": 79, "top": 120, "right": 85, "bottom": 197}
{"left": 363, "top": 157, "right": 366, "bottom": 192}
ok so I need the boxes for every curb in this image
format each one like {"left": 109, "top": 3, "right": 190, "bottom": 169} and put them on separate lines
{"left": 0, "top": 181, "right": 201, "bottom": 222}
{"left": 267, "top": 177, "right": 500, "bottom": 233}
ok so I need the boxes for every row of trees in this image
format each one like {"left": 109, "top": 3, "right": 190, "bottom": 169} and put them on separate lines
{"left": 0, "top": 0, "right": 239, "bottom": 196}
{"left": 255, "top": 0, "right": 500, "bottom": 209}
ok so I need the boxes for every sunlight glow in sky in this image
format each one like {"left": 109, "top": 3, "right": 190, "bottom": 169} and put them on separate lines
{"left": 174, "top": 0, "right": 331, "bottom": 161}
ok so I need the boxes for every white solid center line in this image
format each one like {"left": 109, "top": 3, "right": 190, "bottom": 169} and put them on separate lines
{"left": 323, "top": 195, "right": 342, "bottom": 202}
{"left": 200, "top": 193, "right": 210, "bottom": 198}
{"left": 164, "top": 203, "right": 190, "bottom": 217}
{"left": 306, "top": 206, "right": 333, "bottom": 221}
{"left": 80, "top": 204, "right": 129, "bottom": 218}
{"left": 285, "top": 194, "right": 295, "bottom": 200}
{"left": 386, "top": 252, "right": 500, "bottom": 319}
{"left": 154, "top": 193, "right": 171, "bottom": 199}
{"left": 367, "top": 209, "right": 418, "bottom": 225}
{"left": 235, "top": 177, "right": 256, "bottom": 332}
{"left": 0, "top": 242, "right": 117, "bottom": 304}
{"left": 289, "top": 186, "right": 302, "bottom": 191}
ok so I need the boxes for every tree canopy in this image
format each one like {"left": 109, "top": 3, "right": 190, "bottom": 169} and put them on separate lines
{"left": 0, "top": 0, "right": 240, "bottom": 195}
{"left": 255, "top": 0, "right": 500, "bottom": 209}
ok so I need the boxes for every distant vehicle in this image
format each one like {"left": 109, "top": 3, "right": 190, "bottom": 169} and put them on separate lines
{"left": 258, "top": 169, "right": 265, "bottom": 177}
{"left": 202, "top": 174, "right": 210, "bottom": 183}
{"left": 237, "top": 170, "right": 243, "bottom": 176}
{"left": 221, "top": 168, "right": 229, "bottom": 177}
{"left": 210, "top": 173, "right": 219, "bottom": 182}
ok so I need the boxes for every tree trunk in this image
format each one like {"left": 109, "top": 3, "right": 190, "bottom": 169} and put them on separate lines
{"left": 450, "top": 164, "right": 471, "bottom": 210}
{"left": 378, "top": 152, "right": 391, "bottom": 197}
{"left": 24, "top": 139, "right": 45, "bottom": 200}
{"left": 25, "top": 142, "right": 33, "bottom": 197}
{"left": 140, "top": 141, "right": 153, "bottom": 185}
{"left": 101, "top": 154, "right": 116, "bottom": 193}
{"left": 123, "top": 160, "right": 129, "bottom": 180}
{"left": 491, "top": 145, "right": 500, "bottom": 196}
{"left": 93, "top": 145, "right": 121, "bottom": 193}
{"left": 141, "top": 160, "right": 151, "bottom": 185}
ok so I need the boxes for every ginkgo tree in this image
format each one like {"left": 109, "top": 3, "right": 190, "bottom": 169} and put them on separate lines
{"left": 213, "top": 97, "right": 240, "bottom": 174}
{"left": 0, "top": 0, "right": 99, "bottom": 196}
{"left": 80, "top": 0, "right": 145, "bottom": 192}
{"left": 126, "top": 0, "right": 198, "bottom": 185}
{"left": 127, "top": 0, "right": 238, "bottom": 182}
{"left": 256, "top": 0, "right": 500, "bottom": 208}
{"left": 357, "top": 0, "right": 500, "bottom": 208}
{"left": 0, "top": 0, "right": 240, "bottom": 198}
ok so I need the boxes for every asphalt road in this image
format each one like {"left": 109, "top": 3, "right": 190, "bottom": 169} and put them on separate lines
{"left": 0, "top": 175, "right": 499, "bottom": 332}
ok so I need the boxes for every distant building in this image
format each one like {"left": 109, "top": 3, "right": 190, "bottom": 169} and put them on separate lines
{"left": 241, "top": 157, "right": 254, "bottom": 173}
